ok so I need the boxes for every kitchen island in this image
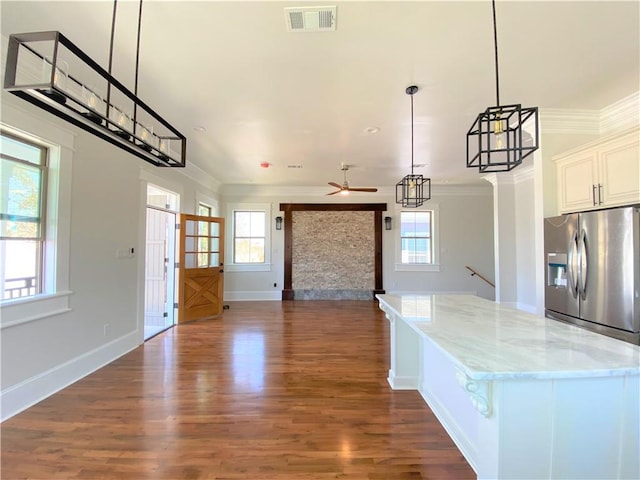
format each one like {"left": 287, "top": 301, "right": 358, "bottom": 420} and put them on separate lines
{"left": 376, "top": 294, "right": 640, "bottom": 480}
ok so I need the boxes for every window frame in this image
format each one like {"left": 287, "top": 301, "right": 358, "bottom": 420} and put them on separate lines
{"left": 394, "top": 203, "right": 440, "bottom": 272}
{"left": 0, "top": 104, "right": 73, "bottom": 329}
{"left": 1, "top": 130, "right": 49, "bottom": 299}
{"left": 225, "top": 203, "right": 272, "bottom": 272}
{"left": 233, "top": 210, "right": 266, "bottom": 264}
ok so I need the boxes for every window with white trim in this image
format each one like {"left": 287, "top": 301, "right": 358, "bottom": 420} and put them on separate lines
{"left": 400, "top": 211, "right": 432, "bottom": 264}
{"left": 394, "top": 205, "right": 440, "bottom": 272}
{"left": 0, "top": 131, "right": 47, "bottom": 300}
{"left": 233, "top": 211, "right": 266, "bottom": 263}
{"left": 0, "top": 108, "right": 73, "bottom": 329}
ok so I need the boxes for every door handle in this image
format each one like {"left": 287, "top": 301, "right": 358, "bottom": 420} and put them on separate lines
{"left": 578, "top": 229, "right": 588, "bottom": 299}
{"left": 567, "top": 231, "right": 579, "bottom": 298}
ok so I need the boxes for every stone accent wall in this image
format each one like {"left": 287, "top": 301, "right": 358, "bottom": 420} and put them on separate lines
{"left": 292, "top": 211, "right": 374, "bottom": 297}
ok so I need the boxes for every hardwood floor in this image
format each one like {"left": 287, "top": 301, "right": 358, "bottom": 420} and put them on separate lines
{"left": 1, "top": 301, "right": 475, "bottom": 479}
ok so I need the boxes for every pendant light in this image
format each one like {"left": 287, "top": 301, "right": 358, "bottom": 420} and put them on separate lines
{"left": 466, "top": 0, "right": 539, "bottom": 173}
{"left": 3, "top": 0, "right": 186, "bottom": 168}
{"left": 396, "top": 85, "right": 431, "bottom": 208}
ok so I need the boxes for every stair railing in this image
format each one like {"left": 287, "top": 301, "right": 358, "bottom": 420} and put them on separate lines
{"left": 465, "top": 266, "right": 495, "bottom": 288}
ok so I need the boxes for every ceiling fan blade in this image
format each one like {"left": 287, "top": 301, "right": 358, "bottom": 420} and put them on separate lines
{"left": 326, "top": 190, "right": 342, "bottom": 195}
{"left": 328, "top": 182, "right": 342, "bottom": 189}
{"left": 348, "top": 187, "right": 378, "bottom": 192}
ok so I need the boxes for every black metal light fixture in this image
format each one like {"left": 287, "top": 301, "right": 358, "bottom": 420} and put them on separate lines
{"left": 3, "top": 1, "right": 186, "bottom": 168}
{"left": 384, "top": 216, "right": 392, "bottom": 231}
{"left": 466, "top": 0, "right": 539, "bottom": 173}
{"left": 275, "top": 216, "right": 283, "bottom": 230}
{"left": 396, "top": 85, "right": 431, "bottom": 208}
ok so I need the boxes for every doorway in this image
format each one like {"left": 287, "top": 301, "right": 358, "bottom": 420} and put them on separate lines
{"left": 144, "top": 185, "right": 178, "bottom": 340}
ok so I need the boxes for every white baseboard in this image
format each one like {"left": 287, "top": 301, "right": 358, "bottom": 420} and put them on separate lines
{"left": 387, "top": 371, "right": 419, "bottom": 390}
{"left": 0, "top": 330, "right": 140, "bottom": 421}
{"left": 223, "top": 291, "right": 281, "bottom": 301}
{"left": 516, "top": 303, "right": 537, "bottom": 314}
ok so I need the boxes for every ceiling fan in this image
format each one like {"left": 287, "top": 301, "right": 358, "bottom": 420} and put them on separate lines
{"left": 327, "top": 163, "right": 378, "bottom": 195}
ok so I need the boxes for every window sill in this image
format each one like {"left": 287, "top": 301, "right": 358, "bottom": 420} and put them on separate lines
{"left": 225, "top": 263, "right": 272, "bottom": 273}
{"left": 394, "top": 263, "right": 441, "bottom": 272}
{"left": 0, "top": 291, "right": 73, "bottom": 329}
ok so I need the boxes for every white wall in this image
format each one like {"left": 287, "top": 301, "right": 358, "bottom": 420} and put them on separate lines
{"left": 0, "top": 93, "right": 220, "bottom": 420}
{"left": 221, "top": 185, "right": 495, "bottom": 302}
{"left": 513, "top": 169, "right": 537, "bottom": 313}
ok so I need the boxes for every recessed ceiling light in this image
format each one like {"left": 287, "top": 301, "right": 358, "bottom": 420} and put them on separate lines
{"left": 364, "top": 126, "right": 380, "bottom": 134}
{"left": 193, "top": 126, "right": 206, "bottom": 132}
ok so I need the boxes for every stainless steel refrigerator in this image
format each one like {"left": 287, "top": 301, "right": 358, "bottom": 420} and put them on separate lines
{"left": 544, "top": 205, "right": 640, "bottom": 344}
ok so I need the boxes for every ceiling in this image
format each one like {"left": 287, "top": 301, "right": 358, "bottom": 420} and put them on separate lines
{"left": 2, "top": 1, "right": 639, "bottom": 190}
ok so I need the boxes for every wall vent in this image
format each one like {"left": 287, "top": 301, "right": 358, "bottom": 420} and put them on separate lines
{"left": 285, "top": 6, "right": 336, "bottom": 32}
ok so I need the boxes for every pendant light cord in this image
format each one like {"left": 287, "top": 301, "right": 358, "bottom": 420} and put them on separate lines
{"left": 134, "top": 0, "right": 143, "bottom": 97}
{"left": 410, "top": 89, "right": 414, "bottom": 175}
{"left": 106, "top": 0, "right": 118, "bottom": 112}
{"left": 105, "top": 0, "right": 143, "bottom": 123}
{"left": 492, "top": 0, "right": 500, "bottom": 107}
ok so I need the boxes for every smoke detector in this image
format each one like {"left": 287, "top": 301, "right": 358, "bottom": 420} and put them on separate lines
{"left": 284, "top": 6, "right": 337, "bottom": 32}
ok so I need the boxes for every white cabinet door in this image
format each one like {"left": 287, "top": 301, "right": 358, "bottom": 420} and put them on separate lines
{"left": 557, "top": 151, "right": 598, "bottom": 213}
{"left": 556, "top": 127, "right": 640, "bottom": 214}
{"left": 598, "top": 133, "right": 640, "bottom": 207}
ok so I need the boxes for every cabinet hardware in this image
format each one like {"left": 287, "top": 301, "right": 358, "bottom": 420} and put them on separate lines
{"left": 598, "top": 184, "right": 603, "bottom": 205}
{"left": 592, "top": 184, "right": 598, "bottom": 206}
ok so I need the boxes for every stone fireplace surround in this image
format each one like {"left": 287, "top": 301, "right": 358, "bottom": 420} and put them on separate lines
{"left": 279, "top": 203, "right": 387, "bottom": 300}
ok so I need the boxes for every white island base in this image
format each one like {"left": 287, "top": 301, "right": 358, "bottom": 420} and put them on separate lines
{"left": 377, "top": 294, "right": 640, "bottom": 480}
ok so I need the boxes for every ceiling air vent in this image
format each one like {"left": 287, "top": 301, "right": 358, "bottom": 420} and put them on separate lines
{"left": 284, "top": 6, "right": 336, "bottom": 32}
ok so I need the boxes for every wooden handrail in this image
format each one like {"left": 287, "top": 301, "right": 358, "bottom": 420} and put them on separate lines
{"left": 465, "top": 266, "right": 495, "bottom": 288}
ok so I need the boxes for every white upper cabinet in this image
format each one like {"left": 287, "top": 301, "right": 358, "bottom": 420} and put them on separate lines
{"left": 555, "top": 127, "right": 640, "bottom": 213}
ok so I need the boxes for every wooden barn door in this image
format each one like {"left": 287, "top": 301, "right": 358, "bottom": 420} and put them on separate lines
{"left": 178, "top": 214, "right": 225, "bottom": 323}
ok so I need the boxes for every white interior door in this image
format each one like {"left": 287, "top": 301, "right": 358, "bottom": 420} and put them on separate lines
{"left": 144, "top": 207, "right": 176, "bottom": 339}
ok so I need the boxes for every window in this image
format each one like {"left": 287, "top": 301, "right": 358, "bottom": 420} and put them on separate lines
{"left": 198, "top": 203, "right": 212, "bottom": 217}
{"left": 400, "top": 211, "right": 432, "bottom": 264}
{"left": 1, "top": 106, "right": 72, "bottom": 328}
{"left": 0, "top": 132, "right": 47, "bottom": 300}
{"left": 233, "top": 211, "right": 265, "bottom": 263}
{"left": 395, "top": 206, "right": 440, "bottom": 272}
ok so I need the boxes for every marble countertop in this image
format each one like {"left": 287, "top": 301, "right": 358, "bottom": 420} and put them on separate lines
{"left": 376, "top": 294, "right": 640, "bottom": 380}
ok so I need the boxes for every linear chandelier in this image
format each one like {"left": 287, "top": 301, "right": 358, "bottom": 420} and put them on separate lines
{"left": 396, "top": 85, "right": 431, "bottom": 208}
{"left": 466, "top": 0, "right": 538, "bottom": 173}
{"left": 3, "top": 1, "right": 186, "bottom": 168}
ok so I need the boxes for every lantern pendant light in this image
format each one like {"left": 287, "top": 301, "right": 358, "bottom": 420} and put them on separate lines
{"left": 466, "top": 0, "right": 539, "bottom": 173}
{"left": 396, "top": 85, "right": 431, "bottom": 208}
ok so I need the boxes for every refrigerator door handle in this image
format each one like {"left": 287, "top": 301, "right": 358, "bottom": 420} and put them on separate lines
{"left": 579, "top": 229, "right": 588, "bottom": 299}
{"left": 568, "top": 231, "right": 579, "bottom": 297}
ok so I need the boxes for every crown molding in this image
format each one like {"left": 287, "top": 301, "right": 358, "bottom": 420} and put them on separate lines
{"left": 600, "top": 92, "right": 640, "bottom": 134}
{"left": 512, "top": 164, "right": 534, "bottom": 184}
{"left": 181, "top": 161, "right": 222, "bottom": 193}
{"left": 220, "top": 183, "right": 492, "bottom": 198}
{"left": 541, "top": 91, "right": 639, "bottom": 135}
{"left": 540, "top": 108, "right": 600, "bottom": 135}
